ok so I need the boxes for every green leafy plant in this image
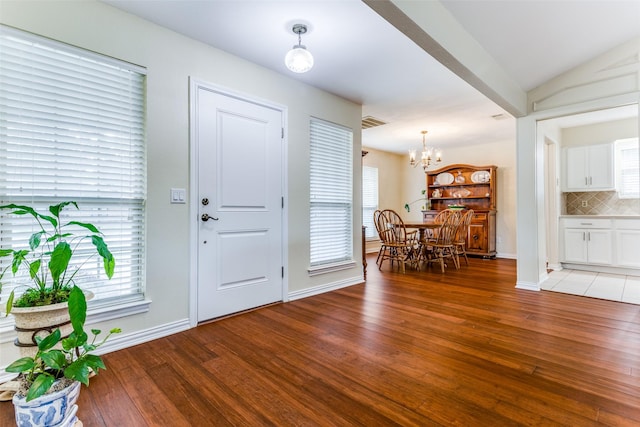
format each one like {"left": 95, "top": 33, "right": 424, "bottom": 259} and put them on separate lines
{"left": 0, "top": 202, "right": 115, "bottom": 314}
{"left": 404, "top": 189, "right": 428, "bottom": 213}
{"left": 5, "top": 285, "right": 121, "bottom": 401}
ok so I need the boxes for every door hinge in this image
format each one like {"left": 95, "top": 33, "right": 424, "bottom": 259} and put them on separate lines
{"left": 281, "top": 266, "right": 284, "bottom": 278}
{"left": 281, "top": 127, "right": 284, "bottom": 139}
{"left": 282, "top": 196, "right": 284, "bottom": 209}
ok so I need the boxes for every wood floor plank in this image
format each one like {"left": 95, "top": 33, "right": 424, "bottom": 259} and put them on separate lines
{"left": 3, "top": 256, "right": 640, "bottom": 425}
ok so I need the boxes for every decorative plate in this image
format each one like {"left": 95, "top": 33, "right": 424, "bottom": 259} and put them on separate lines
{"left": 436, "top": 172, "right": 454, "bottom": 185}
{"left": 452, "top": 188, "right": 471, "bottom": 198}
{"left": 471, "top": 170, "right": 490, "bottom": 183}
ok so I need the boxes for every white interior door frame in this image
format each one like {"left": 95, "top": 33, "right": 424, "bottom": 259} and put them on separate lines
{"left": 188, "top": 78, "right": 289, "bottom": 327}
{"left": 516, "top": 92, "right": 639, "bottom": 290}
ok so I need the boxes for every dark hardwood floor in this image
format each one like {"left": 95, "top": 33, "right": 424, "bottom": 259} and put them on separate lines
{"left": 3, "top": 255, "right": 640, "bottom": 426}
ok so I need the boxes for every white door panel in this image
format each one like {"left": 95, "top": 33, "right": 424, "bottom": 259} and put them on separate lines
{"left": 195, "top": 85, "right": 283, "bottom": 322}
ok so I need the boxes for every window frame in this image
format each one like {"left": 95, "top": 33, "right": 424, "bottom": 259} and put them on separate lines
{"left": 308, "top": 117, "right": 355, "bottom": 275}
{"left": 615, "top": 138, "right": 639, "bottom": 199}
{"left": 0, "top": 25, "right": 150, "bottom": 338}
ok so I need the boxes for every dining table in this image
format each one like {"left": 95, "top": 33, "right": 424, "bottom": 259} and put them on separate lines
{"left": 403, "top": 221, "right": 441, "bottom": 242}
{"left": 401, "top": 221, "right": 442, "bottom": 268}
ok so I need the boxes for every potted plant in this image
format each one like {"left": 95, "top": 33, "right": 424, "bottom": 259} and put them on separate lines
{"left": 0, "top": 202, "right": 115, "bottom": 356}
{"left": 404, "top": 189, "right": 429, "bottom": 213}
{"left": 6, "top": 285, "right": 120, "bottom": 427}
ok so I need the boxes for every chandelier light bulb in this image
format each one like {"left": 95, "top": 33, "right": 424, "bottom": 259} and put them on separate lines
{"left": 285, "top": 24, "right": 314, "bottom": 73}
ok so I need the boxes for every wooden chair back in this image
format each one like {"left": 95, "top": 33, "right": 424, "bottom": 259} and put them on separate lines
{"left": 455, "top": 209, "right": 474, "bottom": 243}
{"left": 378, "top": 209, "right": 414, "bottom": 245}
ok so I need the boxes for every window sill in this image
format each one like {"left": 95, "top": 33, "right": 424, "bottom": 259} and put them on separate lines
{"left": 308, "top": 260, "right": 357, "bottom": 276}
{"left": 0, "top": 298, "right": 151, "bottom": 345}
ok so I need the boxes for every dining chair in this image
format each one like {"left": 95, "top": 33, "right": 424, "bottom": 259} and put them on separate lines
{"left": 453, "top": 209, "right": 474, "bottom": 265}
{"left": 433, "top": 209, "right": 454, "bottom": 224}
{"left": 425, "top": 212, "right": 460, "bottom": 273}
{"left": 429, "top": 208, "right": 460, "bottom": 240}
{"left": 376, "top": 209, "right": 419, "bottom": 273}
{"left": 373, "top": 209, "right": 387, "bottom": 267}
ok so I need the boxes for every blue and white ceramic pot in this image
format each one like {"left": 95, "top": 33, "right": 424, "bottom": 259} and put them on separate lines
{"left": 12, "top": 380, "right": 81, "bottom": 427}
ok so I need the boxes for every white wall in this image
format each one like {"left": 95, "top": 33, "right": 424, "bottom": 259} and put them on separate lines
{"left": 0, "top": 0, "right": 362, "bottom": 367}
{"left": 362, "top": 148, "right": 405, "bottom": 213}
{"left": 562, "top": 117, "right": 639, "bottom": 147}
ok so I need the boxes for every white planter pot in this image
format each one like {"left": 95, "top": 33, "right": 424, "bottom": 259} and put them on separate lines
{"left": 11, "top": 302, "right": 73, "bottom": 357}
{"left": 12, "top": 380, "right": 81, "bottom": 427}
{"left": 12, "top": 291, "right": 93, "bottom": 358}
{"left": 11, "top": 302, "right": 72, "bottom": 359}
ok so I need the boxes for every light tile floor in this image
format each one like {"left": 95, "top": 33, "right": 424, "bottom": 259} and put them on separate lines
{"left": 542, "top": 269, "right": 640, "bottom": 304}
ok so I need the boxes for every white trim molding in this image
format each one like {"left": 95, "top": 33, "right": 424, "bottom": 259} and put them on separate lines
{"left": 289, "top": 276, "right": 363, "bottom": 301}
{"left": 0, "top": 317, "right": 190, "bottom": 385}
{"left": 515, "top": 281, "right": 541, "bottom": 291}
{"left": 0, "top": 299, "right": 152, "bottom": 345}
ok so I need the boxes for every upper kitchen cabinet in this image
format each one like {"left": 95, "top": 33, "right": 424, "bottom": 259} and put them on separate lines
{"left": 562, "top": 143, "right": 615, "bottom": 191}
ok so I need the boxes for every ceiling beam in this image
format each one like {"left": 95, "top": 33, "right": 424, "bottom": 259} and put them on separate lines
{"left": 364, "top": 0, "right": 527, "bottom": 118}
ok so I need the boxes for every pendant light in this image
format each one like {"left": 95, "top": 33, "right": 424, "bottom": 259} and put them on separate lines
{"left": 285, "top": 24, "right": 314, "bottom": 73}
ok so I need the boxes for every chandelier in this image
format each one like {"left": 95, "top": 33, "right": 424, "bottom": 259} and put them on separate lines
{"left": 409, "top": 130, "right": 442, "bottom": 172}
{"left": 285, "top": 24, "right": 314, "bottom": 73}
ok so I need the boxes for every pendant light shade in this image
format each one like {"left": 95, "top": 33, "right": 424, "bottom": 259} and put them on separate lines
{"left": 285, "top": 24, "right": 314, "bottom": 73}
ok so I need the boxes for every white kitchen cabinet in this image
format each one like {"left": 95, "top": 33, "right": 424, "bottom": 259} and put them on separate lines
{"left": 615, "top": 220, "right": 640, "bottom": 268}
{"left": 561, "top": 218, "right": 613, "bottom": 265}
{"left": 563, "top": 228, "right": 588, "bottom": 262}
{"left": 563, "top": 228, "right": 613, "bottom": 265}
{"left": 563, "top": 143, "right": 614, "bottom": 191}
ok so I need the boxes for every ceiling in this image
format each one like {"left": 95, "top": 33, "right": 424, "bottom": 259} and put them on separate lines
{"left": 103, "top": 0, "right": 640, "bottom": 154}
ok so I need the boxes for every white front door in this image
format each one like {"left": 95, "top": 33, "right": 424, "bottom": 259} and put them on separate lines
{"left": 194, "top": 83, "right": 284, "bottom": 322}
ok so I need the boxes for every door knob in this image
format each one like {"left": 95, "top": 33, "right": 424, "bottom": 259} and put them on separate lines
{"left": 201, "top": 213, "right": 219, "bottom": 222}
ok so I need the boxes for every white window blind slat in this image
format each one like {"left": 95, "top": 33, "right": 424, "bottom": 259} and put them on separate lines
{"left": 0, "top": 25, "right": 146, "bottom": 305}
{"left": 309, "top": 118, "right": 353, "bottom": 267}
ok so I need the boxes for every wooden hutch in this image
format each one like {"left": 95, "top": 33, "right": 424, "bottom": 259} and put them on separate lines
{"left": 423, "top": 164, "right": 497, "bottom": 258}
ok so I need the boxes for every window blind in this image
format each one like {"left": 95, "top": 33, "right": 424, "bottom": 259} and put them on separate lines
{"left": 616, "top": 138, "right": 639, "bottom": 199}
{"left": 309, "top": 118, "right": 353, "bottom": 267}
{"left": 0, "top": 25, "right": 146, "bottom": 305}
{"left": 362, "top": 166, "right": 378, "bottom": 239}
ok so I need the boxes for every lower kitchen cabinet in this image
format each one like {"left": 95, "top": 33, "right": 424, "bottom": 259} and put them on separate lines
{"left": 615, "top": 220, "right": 640, "bottom": 268}
{"left": 560, "top": 217, "right": 640, "bottom": 270}
{"left": 563, "top": 228, "right": 612, "bottom": 265}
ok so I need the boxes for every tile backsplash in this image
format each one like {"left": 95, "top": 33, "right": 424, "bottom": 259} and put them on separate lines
{"left": 564, "top": 191, "right": 640, "bottom": 215}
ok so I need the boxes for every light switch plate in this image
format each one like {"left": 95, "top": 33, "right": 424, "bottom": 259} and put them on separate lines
{"left": 170, "top": 188, "right": 186, "bottom": 204}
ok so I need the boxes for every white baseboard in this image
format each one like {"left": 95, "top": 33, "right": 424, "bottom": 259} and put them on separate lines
{"left": 94, "top": 318, "right": 191, "bottom": 356}
{"left": 561, "top": 263, "right": 640, "bottom": 277}
{"left": 496, "top": 252, "right": 517, "bottom": 259}
{"left": 288, "top": 276, "right": 363, "bottom": 301}
{"left": 547, "top": 263, "right": 563, "bottom": 271}
{"left": 515, "top": 281, "right": 541, "bottom": 291}
{"left": 0, "top": 318, "right": 191, "bottom": 385}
